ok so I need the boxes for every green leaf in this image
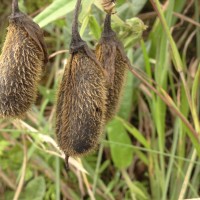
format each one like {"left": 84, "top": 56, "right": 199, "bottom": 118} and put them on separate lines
{"left": 89, "top": 15, "right": 101, "bottom": 40}
{"left": 80, "top": 16, "right": 89, "bottom": 37}
{"left": 191, "top": 65, "right": 200, "bottom": 132}
{"left": 118, "top": 70, "right": 134, "bottom": 120}
{"left": 19, "top": 176, "right": 46, "bottom": 200}
{"left": 79, "top": 0, "right": 94, "bottom": 21}
{"left": 107, "top": 118, "right": 133, "bottom": 169}
{"left": 34, "top": 0, "right": 75, "bottom": 27}
{"left": 38, "top": 86, "right": 55, "bottom": 103}
{"left": 0, "top": 140, "right": 9, "bottom": 156}
{"left": 117, "top": 116, "right": 150, "bottom": 149}
{"left": 79, "top": 0, "right": 95, "bottom": 36}
{"left": 127, "top": 0, "right": 147, "bottom": 16}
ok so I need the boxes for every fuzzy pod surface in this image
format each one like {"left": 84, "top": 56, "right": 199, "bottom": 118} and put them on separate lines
{"left": 0, "top": 0, "right": 48, "bottom": 118}
{"left": 56, "top": 0, "right": 107, "bottom": 167}
{"left": 96, "top": 14, "right": 127, "bottom": 122}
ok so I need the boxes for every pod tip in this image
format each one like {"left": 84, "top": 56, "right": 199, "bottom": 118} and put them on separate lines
{"left": 102, "top": 14, "right": 116, "bottom": 38}
{"left": 12, "top": 0, "right": 20, "bottom": 15}
{"left": 70, "top": 0, "right": 85, "bottom": 53}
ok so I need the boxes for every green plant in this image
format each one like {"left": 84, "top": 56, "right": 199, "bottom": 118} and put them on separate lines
{"left": 0, "top": 0, "right": 199, "bottom": 199}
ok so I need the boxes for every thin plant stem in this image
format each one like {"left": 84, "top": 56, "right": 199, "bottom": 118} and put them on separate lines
{"left": 13, "top": 134, "right": 27, "bottom": 200}
{"left": 92, "top": 143, "right": 104, "bottom": 194}
{"left": 56, "top": 157, "right": 60, "bottom": 200}
{"left": 149, "top": 0, "right": 200, "bottom": 135}
{"left": 178, "top": 150, "right": 197, "bottom": 200}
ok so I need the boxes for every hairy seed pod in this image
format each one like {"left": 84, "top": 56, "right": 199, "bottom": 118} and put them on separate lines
{"left": 101, "top": 0, "right": 116, "bottom": 14}
{"left": 56, "top": 0, "right": 107, "bottom": 168}
{"left": 96, "top": 14, "right": 128, "bottom": 122}
{"left": 0, "top": 0, "right": 48, "bottom": 118}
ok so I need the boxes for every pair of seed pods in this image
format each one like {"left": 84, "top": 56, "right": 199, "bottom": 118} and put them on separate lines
{"left": 56, "top": 0, "right": 129, "bottom": 167}
{"left": 0, "top": 0, "right": 128, "bottom": 167}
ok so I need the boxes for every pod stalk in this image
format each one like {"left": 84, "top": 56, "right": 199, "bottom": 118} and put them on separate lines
{"left": 70, "top": 0, "right": 85, "bottom": 52}
{"left": 65, "top": 155, "right": 69, "bottom": 171}
{"left": 102, "top": 14, "right": 116, "bottom": 38}
{"left": 12, "top": 0, "right": 20, "bottom": 16}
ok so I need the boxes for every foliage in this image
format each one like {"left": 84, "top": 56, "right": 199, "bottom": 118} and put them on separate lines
{"left": 0, "top": 0, "right": 200, "bottom": 200}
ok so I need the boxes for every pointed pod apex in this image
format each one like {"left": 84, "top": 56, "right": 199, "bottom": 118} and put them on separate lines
{"left": 10, "top": 0, "right": 23, "bottom": 18}
{"left": 70, "top": 0, "right": 86, "bottom": 53}
{"left": 102, "top": 14, "right": 116, "bottom": 38}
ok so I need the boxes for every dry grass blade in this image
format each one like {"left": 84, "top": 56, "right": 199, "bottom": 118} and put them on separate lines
{"left": 0, "top": 168, "right": 16, "bottom": 190}
{"left": 127, "top": 65, "right": 199, "bottom": 142}
{"left": 49, "top": 50, "right": 69, "bottom": 59}
{"left": 178, "top": 150, "right": 197, "bottom": 200}
{"left": 12, "top": 120, "right": 88, "bottom": 174}
{"left": 78, "top": 157, "right": 95, "bottom": 200}
{"left": 13, "top": 134, "right": 27, "bottom": 200}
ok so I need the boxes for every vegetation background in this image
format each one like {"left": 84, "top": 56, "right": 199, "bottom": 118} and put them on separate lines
{"left": 0, "top": 0, "right": 200, "bottom": 199}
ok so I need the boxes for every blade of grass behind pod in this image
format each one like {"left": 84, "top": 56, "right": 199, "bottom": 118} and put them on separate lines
{"left": 118, "top": 49, "right": 135, "bottom": 120}
{"left": 129, "top": 0, "right": 147, "bottom": 16}
{"left": 79, "top": 0, "right": 94, "bottom": 36}
{"left": 141, "top": 40, "right": 153, "bottom": 79}
{"left": 118, "top": 45, "right": 150, "bottom": 120}
{"left": 116, "top": 116, "right": 150, "bottom": 149}
{"left": 80, "top": 15, "right": 89, "bottom": 37}
{"left": 56, "top": 157, "right": 60, "bottom": 200}
{"left": 107, "top": 118, "right": 133, "bottom": 169}
{"left": 121, "top": 169, "right": 148, "bottom": 200}
{"left": 172, "top": 0, "right": 187, "bottom": 25}
{"left": 151, "top": 2, "right": 174, "bottom": 196}
{"left": 79, "top": 0, "right": 94, "bottom": 21}
{"left": 150, "top": 0, "right": 200, "bottom": 134}
{"left": 188, "top": 161, "right": 200, "bottom": 197}
{"left": 178, "top": 150, "right": 197, "bottom": 200}
{"left": 191, "top": 65, "right": 200, "bottom": 133}
{"left": 34, "top": 0, "right": 75, "bottom": 27}
{"left": 162, "top": 119, "right": 179, "bottom": 200}
{"left": 118, "top": 71, "right": 135, "bottom": 120}
{"left": 89, "top": 15, "right": 101, "bottom": 40}
{"left": 195, "top": 0, "right": 200, "bottom": 58}
{"left": 177, "top": 86, "right": 189, "bottom": 159}
{"left": 81, "top": 160, "right": 115, "bottom": 200}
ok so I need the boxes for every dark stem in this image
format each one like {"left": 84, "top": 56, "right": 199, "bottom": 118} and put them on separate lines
{"left": 64, "top": 155, "right": 69, "bottom": 171}
{"left": 12, "top": 0, "right": 20, "bottom": 16}
{"left": 70, "top": 0, "right": 85, "bottom": 52}
{"left": 102, "top": 14, "right": 116, "bottom": 38}
{"left": 72, "top": 0, "right": 81, "bottom": 38}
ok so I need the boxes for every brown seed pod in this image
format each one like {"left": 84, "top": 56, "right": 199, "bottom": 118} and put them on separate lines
{"left": 0, "top": 0, "right": 48, "bottom": 118}
{"left": 96, "top": 14, "right": 127, "bottom": 122}
{"left": 56, "top": 0, "right": 107, "bottom": 168}
{"left": 101, "top": 0, "right": 116, "bottom": 14}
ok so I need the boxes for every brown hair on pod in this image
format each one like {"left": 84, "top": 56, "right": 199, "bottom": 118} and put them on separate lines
{"left": 56, "top": 0, "right": 107, "bottom": 168}
{"left": 96, "top": 14, "right": 127, "bottom": 122}
{"left": 0, "top": 0, "right": 48, "bottom": 118}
